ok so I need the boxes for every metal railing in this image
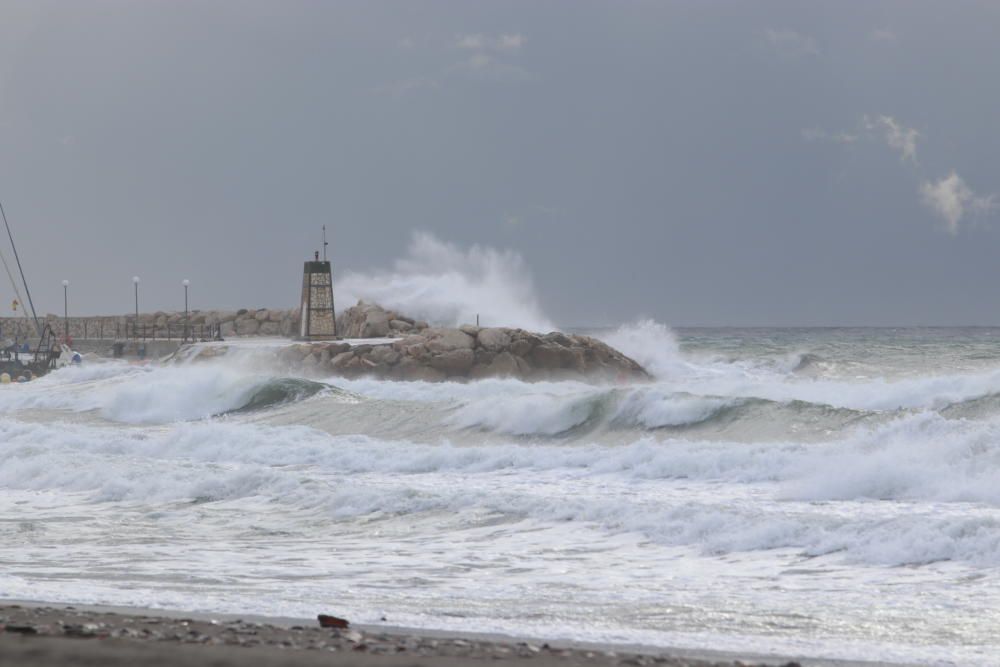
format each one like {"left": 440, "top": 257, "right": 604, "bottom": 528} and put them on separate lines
{"left": 0, "top": 319, "right": 222, "bottom": 343}
{"left": 122, "top": 322, "right": 223, "bottom": 342}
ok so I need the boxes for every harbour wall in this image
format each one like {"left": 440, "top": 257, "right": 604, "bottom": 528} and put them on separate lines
{"left": 0, "top": 308, "right": 299, "bottom": 342}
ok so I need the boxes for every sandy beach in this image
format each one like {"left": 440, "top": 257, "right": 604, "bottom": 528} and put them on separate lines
{"left": 0, "top": 602, "right": 913, "bottom": 667}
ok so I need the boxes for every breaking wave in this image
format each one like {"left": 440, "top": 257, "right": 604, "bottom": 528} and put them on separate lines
{"left": 3, "top": 408, "right": 1000, "bottom": 566}
{"left": 336, "top": 232, "right": 554, "bottom": 331}
{"left": 0, "top": 362, "right": 331, "bottom": 424}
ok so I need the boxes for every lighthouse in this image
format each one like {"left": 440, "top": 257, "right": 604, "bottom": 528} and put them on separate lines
{"left": 299, "top": 250, "right": 338, "bottom": 340}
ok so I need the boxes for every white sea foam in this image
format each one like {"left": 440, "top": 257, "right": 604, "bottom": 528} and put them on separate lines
{"left": 6, "top": 326, "right": 1000, "bottom": 664}
{"left": 598, "top": 319, "right": 690, "bottom": 379}
{"left": 337, "top": 232, "right": 554, "bottom": 331}
{"left": 0, "top": 360, "right": 327, "bottom": 424}
{"left": 3, "top": 404, "right": 1000, "bottom": 566}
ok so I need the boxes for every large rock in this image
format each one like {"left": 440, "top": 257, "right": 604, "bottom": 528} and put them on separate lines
{"left": 361, "top": 309, "right": 391, "bottom": 338}
{"left": 425, "top": 328, "right": 475, "bottom": 353}
{"left": 531, "top": 343, "right": 582, "bottom": 370}
{"left": 337, "top": 302, "right": 397, "bottom": 339}
{"left": 477, "top": 328, "right": 511, "bottom": 352}
{"left": 429, "top": 349, "right": 475, "bottom": 376}
{"left": 258, "top": 321, "right": 281, "bottom": 336}
{"left": 235, "top": 318, "right": 260, "bottom": 336}
{"left": 173, "top": 301, "right": 649, "bottom": 384}
{"left": 470, "top": 351, "right": 524, "bottom": 378}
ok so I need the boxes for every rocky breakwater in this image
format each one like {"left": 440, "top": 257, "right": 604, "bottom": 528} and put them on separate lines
{"left": 279, "top": 303, "right": 649, "bottom": 383}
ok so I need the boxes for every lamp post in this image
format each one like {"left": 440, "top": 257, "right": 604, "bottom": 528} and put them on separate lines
{"left": 133, "top": 276, "right": 140, "bottom": 339}
{"left": 182, "top": 279, "right": 190, "bottom": 342}
{"left": 62, "top": 280, "right": 69, "bottom": 341}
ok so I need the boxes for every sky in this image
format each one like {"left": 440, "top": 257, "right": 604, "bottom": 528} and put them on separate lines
{"left": 2, "top": 1, "right": 1000, "bottom": 327}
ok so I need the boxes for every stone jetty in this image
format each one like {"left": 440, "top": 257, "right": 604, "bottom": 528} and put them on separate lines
{"left": 273, "top": 303, "right": 647, "bottom": 382}
{"left": 2, "top": 302, "right": 650, "bottom": 382}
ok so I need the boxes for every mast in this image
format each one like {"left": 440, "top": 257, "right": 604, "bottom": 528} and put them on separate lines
{"left": 0, "top": 200, "right": 41, "bottom": 336}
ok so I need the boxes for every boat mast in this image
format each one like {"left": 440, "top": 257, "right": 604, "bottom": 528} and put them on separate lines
{"left": 0, "top": 200, "right": 41, "bottom": 337}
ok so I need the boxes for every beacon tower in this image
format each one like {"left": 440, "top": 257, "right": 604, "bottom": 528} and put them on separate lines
{"left": 299, "top": 251, "right": 337, "bottom": 339}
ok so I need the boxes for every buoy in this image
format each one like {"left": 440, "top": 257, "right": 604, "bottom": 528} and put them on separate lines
{"left": 0, "top": 373, "right": 10, "bottom": 384}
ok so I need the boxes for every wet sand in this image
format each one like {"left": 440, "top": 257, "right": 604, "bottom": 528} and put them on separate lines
{"left": 0, "top": 602, "right": 914, "bottom": 667}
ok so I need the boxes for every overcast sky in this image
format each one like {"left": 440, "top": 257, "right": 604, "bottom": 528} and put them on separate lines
{"left": 2, "top": 1, "right": 1000, "bottom": 326}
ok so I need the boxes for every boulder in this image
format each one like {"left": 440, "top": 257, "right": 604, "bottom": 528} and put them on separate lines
{"left": 428, "top": 349, "right": 475, "bottom": 376}
{"left": 258, "top": 321, "right": 281, "bottom": 336}
{"left": 331, "top": 351, "right": 355, "bottom": 369}
{"left": 480, "top": 351, "right": 523, "bottom": 378}
{"left": 425, "top": 329, "right": 475, "bottom": 353}
{"left": 322, "top": 342, "right": 351, "bottom": 356}
{"left": 361, "top": 311, "right": 391, "bottom": 338}
{"left": 235, "top": 318, "right": 260, "bottom": 336}
{"left": 367, "top": 345, "right": 401, "bottom": 366}
{"left": 477, "top": 328, "right": 511, "bottom": 352}
{"left": 508, "top": 338, "right": 535, "bottom": 358}
{"left": 389, "top": 319, "right": 413, "bottom": 332}
{"left": 530, "top": 343, "right": 577, "bottom": 369}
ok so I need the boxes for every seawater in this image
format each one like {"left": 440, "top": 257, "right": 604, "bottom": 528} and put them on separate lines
{"left": 2, "top": 326, "right": 1000, "bottom": 665}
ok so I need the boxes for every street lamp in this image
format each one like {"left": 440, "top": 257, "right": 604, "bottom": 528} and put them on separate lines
{"left": 133, "top": 276, "right": 140, "bottom": 339}
{"left": 182, "top": 279, "right": 190, "bottom": 341}
{"left": 62, "top": 280, "right": 69, "bottom": 341}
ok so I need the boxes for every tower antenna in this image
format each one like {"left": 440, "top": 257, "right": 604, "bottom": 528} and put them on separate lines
{"left": 322, "top": 225, "right": 329, "bottom": 262}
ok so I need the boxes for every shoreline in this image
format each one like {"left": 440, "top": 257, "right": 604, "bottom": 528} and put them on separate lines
{"left": 0, "top": 600, "right": 914, "bottom": 667}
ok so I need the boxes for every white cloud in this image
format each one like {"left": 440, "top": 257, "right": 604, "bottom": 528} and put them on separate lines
{"left": 457, "top": 33, "right": 486, "bottom": 50}
{"left": 497, "top": 34, "right": 524, "bottom": 52}
{"left": 456, "top": 33, "right": 525, "bottom": 52}
{"left": 869, "top": 28, "right": 898, "bottom": 44}
{"left": 467, "top": 53, "right": 491, "bottom": 69}
{"left": 920, "top": 172, "right": 996, "bottom": 234}
{"left": 452, "top": 33, "right": 531, "bottom": 82}
{"left": 454, "top": 53, "right": 534, "bottom": 83}
{"left": 801, "top": 127, "right": 857, "bottom": 144}
{"left": 864, "top": 114, "right": 918, "bottom": 163}
{"left": 765, "top": 29, "right": 820, "bottom": 57}
{"left": 371, "top": 76, "right": 440, "bottom": 96}
{"left": 375, "top": 32, "right": 529, "bottom": 95}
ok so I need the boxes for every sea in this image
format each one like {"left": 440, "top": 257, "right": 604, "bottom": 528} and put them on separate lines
{"left": 2, "top": 325, "right": 1000, "bottom": 666}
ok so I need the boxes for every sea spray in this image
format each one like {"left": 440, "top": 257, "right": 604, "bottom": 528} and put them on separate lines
{"left": 336, "top": 232, "right": 554, "bottom": 331}
{"left": 598, "top": 319, "right": 688, "bottom": 379}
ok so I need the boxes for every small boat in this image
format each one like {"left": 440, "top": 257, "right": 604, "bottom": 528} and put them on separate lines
{"left": 0, "top": 201, "right": 63, "bottom": 380}
{"left": 0, "top": 324, "right": 61, "bottom": 381}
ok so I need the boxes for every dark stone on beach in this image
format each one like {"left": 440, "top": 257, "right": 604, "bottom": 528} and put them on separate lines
{"left": 3, "top": 624, "right": 38, "bottom": 634}
{"left": 316, "top": 614, "right": 349, "bottom": 629}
